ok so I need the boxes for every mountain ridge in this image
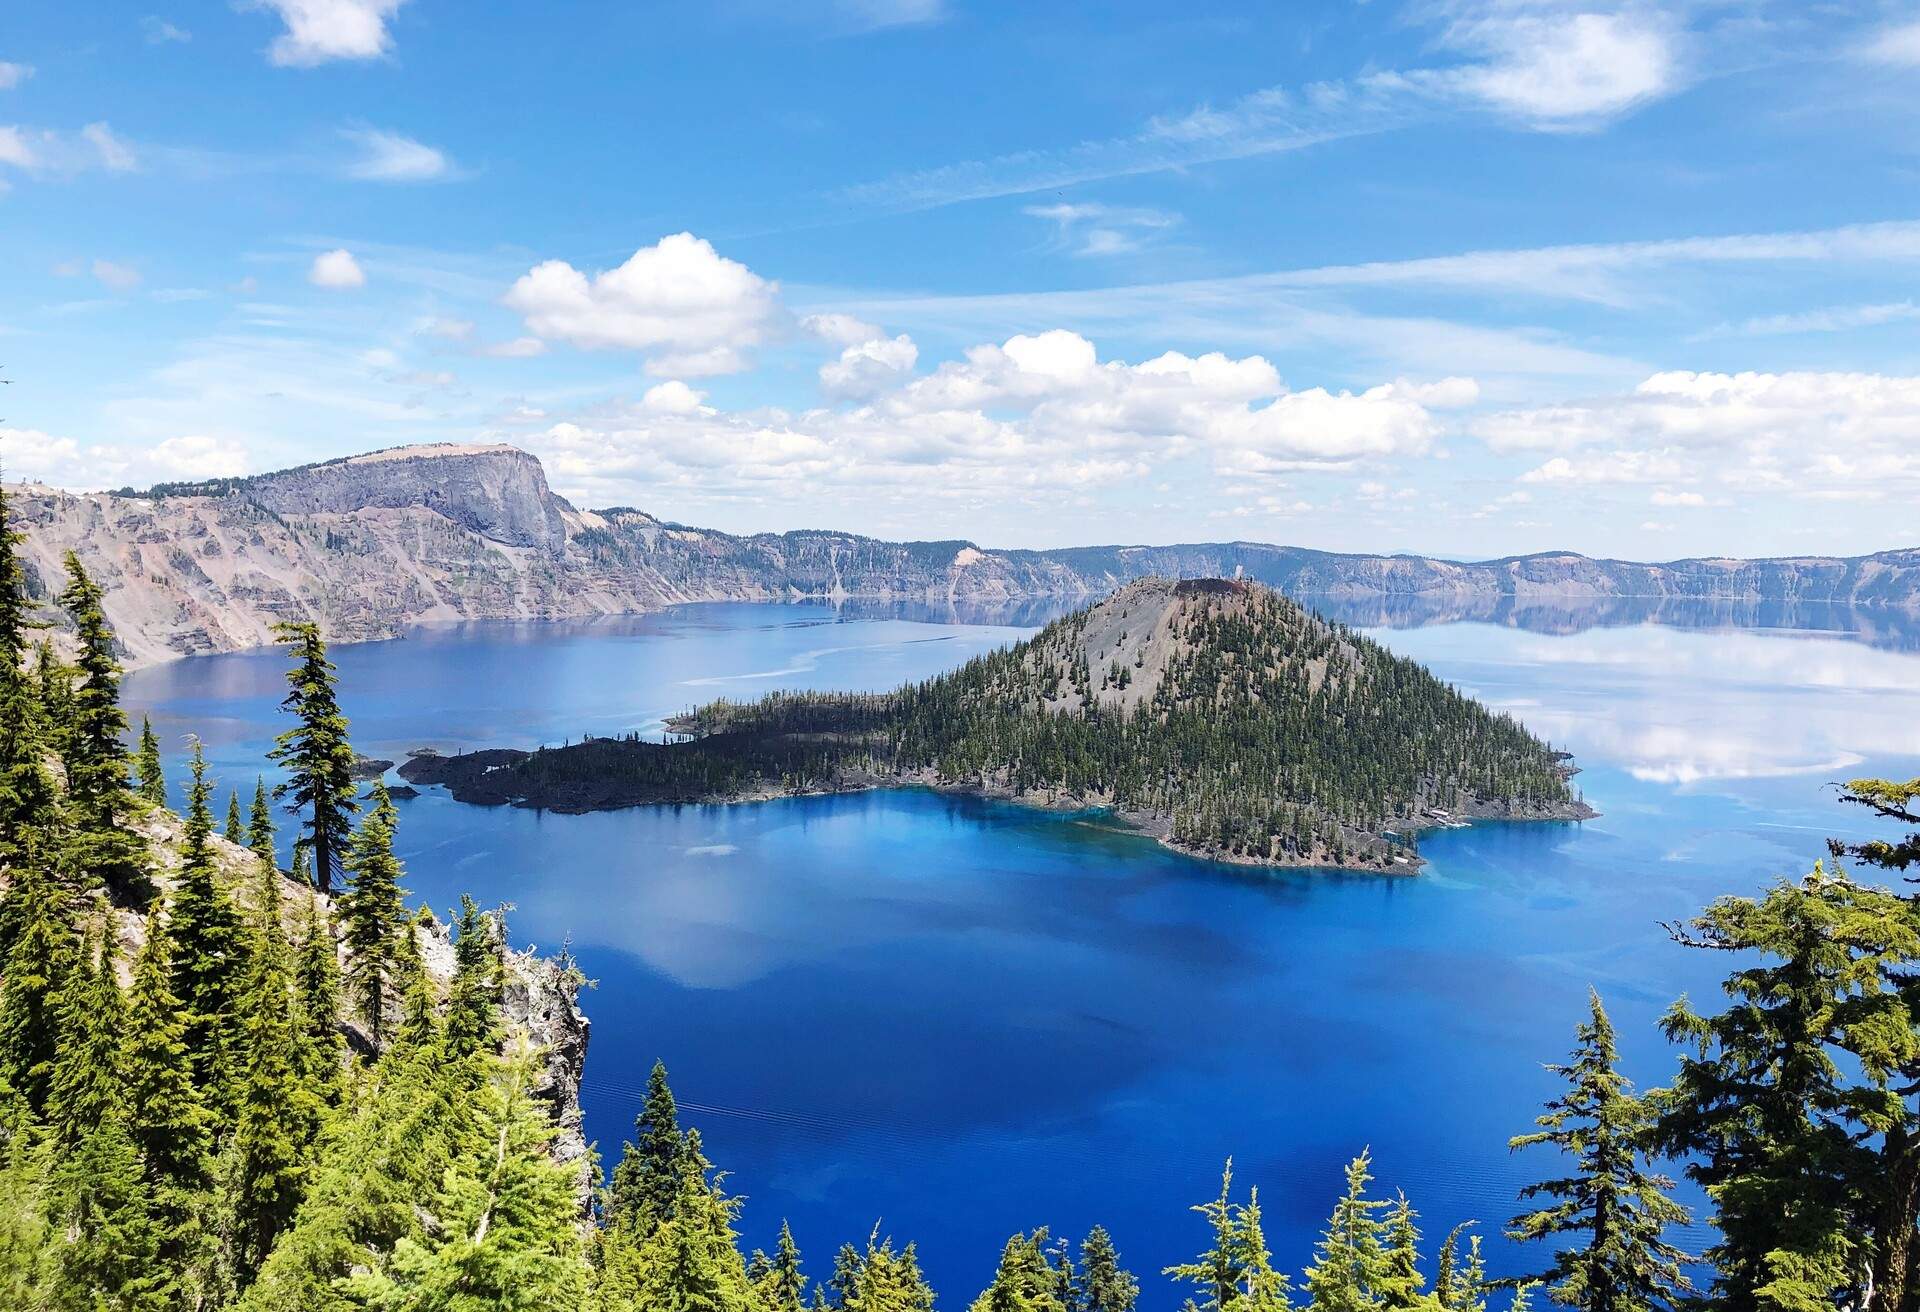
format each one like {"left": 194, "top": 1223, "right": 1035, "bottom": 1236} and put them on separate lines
{"left": 11, "top": 441, "right": 1918, "bottom": 666}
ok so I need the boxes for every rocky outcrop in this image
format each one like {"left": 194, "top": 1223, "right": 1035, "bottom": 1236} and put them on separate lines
{"left": 11, "top": 442, "right": 1919, "bottom": 667}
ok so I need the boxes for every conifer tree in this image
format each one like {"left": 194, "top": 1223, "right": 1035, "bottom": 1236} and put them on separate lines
{"left": 0, "top": 1117, "right": 50, "bottom": 1306}
{"left": 292, "top": 890, "right": 343, "bottom": 1106}
{"left": 46, "top": 914, "right": 124, "bottom": 1147}
{"left": 972, "top": 1230, "right": 1067, "bottom": 1312}
{"left": 1434, "top": 1225, "right": 1487, "bottom": 1312}
{"left": 810, "top": 1227, "right": 934, "bottom": 1312}
{"left": 608, "top": 1059, "right": 692, "bottom": 1236}
{"left": 41, "top": 1116, "right": 167, "bottom": 1311}
{"left": 226, "top": 790, "right": 246, "bottom": 846}
{"left": 445, "top": 895, "right": 504, "bottom": 1060}
{"left": 268, "top": 622, "right": 357, "bottom": 892}
{"left": 135, "top": 716, "right": 166, "bottom": 806}
{"left": 595, "top": 1143, "right": 754, "bottom": 1312}
{"left": 1077, "top": 1227, "right": 1138, "bottom": 1312}
{"left": 1165, "top": 1161, "right": 1291, "bottom": 1312}
{"left": 123, "top": 902, "right": 212, "bottom": 1189}
{"left": 1305, "top": 1152, "right": 1392, "bottom": 1312}
{"left": 169, "top": 739, "right": 250, "bottom": 1124}
{"left": 752, "top": 1220, "right": 808, "bottom": 1312}
{"left": 229, "top": 856, "right": 320, "bottom": 1281}
{"left": 391, "top": 910, "right": 438, "bottom": 1052}
{"left": 0, "top": 861, "right": 75, "bottom": 1115}
{"left": 340, "top": 782, "right": 407, "bottom": 1046}
{"left": 55, "top": 554, "right": 130, "bottom": 823}
{"left": 1653, "top": 862, "right": 1916, "bottom": 1312}
{"left": 249, "top": 777, "right": 276, "bottom": 866}
{"left": 1376, "top": 1196, "right": 1425, "bottom": 1311}
{"left": 1508, "top": 991, "right": 1690, "bottom": 1312}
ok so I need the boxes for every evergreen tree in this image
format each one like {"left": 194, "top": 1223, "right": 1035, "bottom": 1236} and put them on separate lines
{"left": 46, "top": 914, "right": 124, "bottom": 1148}
{"left": 595, "top": 1131, "right": 753, "bottom": 1312}
{"left": 41, "top": 1117, "right": 168, "bottom": 1312}
{"left": 268, "top": 622, "right": 357, "bottom": 892}
{"left": 134, "top": 717, "right": 165, "bottom": 806}
{"left": 0, "top": 861, "right": 75, "bottom": 1115}
{"left": 340, "top": 782, "right": 407, "bottom": 1046}
{"left": 1077, "top": 1226, "right": 1138, "bottom": 1312}
{"left": 753, "top": 1220, "right": 808, "bottom": 1312}
{"left": 1653, "top": 862, "right": 1916, "bottom": 1312}
{"left": 1305, "top": 1152, "right": 1392, "bottom": 1312}
{"left": 608, "top": 1059, "right": 691, "bottom": 1235}
{"left": 123, "top": 902, "right": 211, "bottom": 1190}
{"left": 341, "top": 1039, "right": 592, "bottom": 1311}
{"left": 972, "top": 1230, "right": 1067, "bottom": 1312}
{"left": 0, "top": 482, "right": 56, "bottom": 886}
{"left": 55, "top": 555, "right": 129, "bottom": 823}
{"left": 292, "top": 890, "right": 343, "bottom": 1107}
{"left": 0, "top": 1118, "right": 50, "bottom": 1307}
{"left": 1376, "top": 1196, "right": 1424, "bottom": 1311}
{"left": 391, "top": 910, "right": 438, "bottom": 1053}
{"left": 226, "top": 790, "right": 246, "bottom": 846}
{"left": 1433, "top": 1225, "right": 1487, "bottom": 1312}
{"left": 248, "top": 777, "right": 276, "bottom": 866}
{"left": 1508, "top": 991, "right": 1691, "bottom": 1312}
{"left": 809, "top": 1228, "right": 935, "bottom": 1312}
{"left": 1165, "top": 1161, "right": 1292, "bottom": 1312}
{"left": 168, "top": 739, "right": 250, "bottom": 1124}
{"left": 229, "top": 857, "right": 320, "bottom": 1282}
{"left": 446, "top": 896, "right": 505, "bottom": 1061}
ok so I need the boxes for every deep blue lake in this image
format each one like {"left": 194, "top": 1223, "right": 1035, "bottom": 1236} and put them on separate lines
{"left": 121, "top": 603, "right": 1920, "bottom": 1306}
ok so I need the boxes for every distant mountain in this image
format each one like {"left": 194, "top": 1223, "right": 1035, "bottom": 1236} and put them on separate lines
{"left": 403, "top": 577, "right": 1592, "bottom": 871}
{"left": 9, "top": 441, "right": 1918, "bottom": 666}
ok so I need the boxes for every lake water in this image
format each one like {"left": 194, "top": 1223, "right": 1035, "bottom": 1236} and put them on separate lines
{"left": 121, "top": 603, "right": 1920, "bottom": 1304}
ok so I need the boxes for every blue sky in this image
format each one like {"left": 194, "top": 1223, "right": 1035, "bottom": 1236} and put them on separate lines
{"left": 3, "top": 1, "right": 1919, "bottom": 558}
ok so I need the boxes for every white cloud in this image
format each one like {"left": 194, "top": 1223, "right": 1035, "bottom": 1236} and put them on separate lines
{"left": 476, "top": 336, "right": 547, "bottom": 359}
{"left": 819, "top": 333, "right": 918, "bottom": 399}
{"left": 148, "top": 434, "right": 249, "bottom": 479}
{"left": 81, "top": 122, "right": 137, "bottom": 170}
{"left": 1864, "top": 19, "right": 1920, "bottom": 66}
{"left": 0, "top": 62, "right": 32, "bottom": 90}
{"left": 510, "top": 328, "right": 1468, "bottom": 510}
{"left": 253, "top": 0, "right": 405, "bottom": 67}
{"left": 91, "top": 259, "right": 142, "bottom": 291}
{"left": 308, "top": 248, "right": 366, "bottom": 289}
{"left": 1432, "top": 9, "right": 1682, "bottom": 127}
{"left": 1650, "top": 488, "right": 1706, "bottom": 507}
{"left": 419, "top": 316, "right": 474, "bottom": 340}
{"left": 144, "top": 17, "right": 191, "bottom": 43}
{"left": 1728, "top": 301, "right": 1920, "bottom": 337}
{"left": 0, "top": 127, "right": 37, "bottom": 169}
{"left": 342, "top": 127, "right": 454, "bottom": 182}
{"left": 836, "top": 0, "right": 945, "bottom": 31}
{"left": 801, "top": 312, "right": 882, "bottom": 347}
{"left": 504, "top": 232, "right": 781, "bottom": 376}
{"left": 0, "top": 427, "right": 248, "bottom": 490}
{"left": 1024, "top": 202, "right": 1180, "bottom": 258}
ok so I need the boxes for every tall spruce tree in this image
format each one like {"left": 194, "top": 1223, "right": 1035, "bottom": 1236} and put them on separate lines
{"left": 752, "top": 1220, "right": 808, "bottom": 1312}
{"left": 1376, "top": 1196, "right": 1424, "bottom": 1312}
{"left": 445, "top": 895, "right": 504, "bottom": 1061}
{"left": 55, "top": 554, "right": 150, "bottom": 903}
{"left": 1653, "top": 862, "right": 1917, "bottom": 1312}
{"left": 608, "top": 1059, "right": 692, "bottom": 1235}
{"left": 1165, "top": 1161, "right": 1291, "bottom": 1312}
{"left": 808, "top": 1227, "right": 934, "bottom": 1312}
{"left": 1305, "top": 1151, "right": 1392, "bottom": 1312}
{"left": 46, "top": 914, "right": 124, "bottom": 1148}
{"left": 225, "top": 790, "right": 246, "bottom": 846}
{"left": 123, "top": 902, "right": 211, "bottom": 1190}
{"left": 248, "top": 777, "right": 276, "bottom": 867}
{"left": 972, "top": 1230, "right": 1067, "bottom": 1312}
{"left": 1077, "top": 1227, "right": 1138, "bottom": 1312}
{"left": 1508, "top": 991, "right": 1690, "bottom": 1312}
{"left": 595, "top": 1145, "right": 754, "bottom": 1312}
{"left": 292, "top": 890, "right": 343, "bottom": 1107}
{"left": 169, "top": 739, "right": 250, "bottom": 1125}
{"left": 135, "top": 716, "right": 166, "bottom": 806}
{"left": 0, "top": 861, "right": 75, "bottom": 1116}
{"left": 268, "top": 622, "right": 357, "bottom": 893}
{"left": 340, "top": 782, "right": 408, "bottom": 1047}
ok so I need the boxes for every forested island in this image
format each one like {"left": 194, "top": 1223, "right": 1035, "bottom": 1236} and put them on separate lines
{"left": 402, "top": 577, "right": 1591, "bottom": 871}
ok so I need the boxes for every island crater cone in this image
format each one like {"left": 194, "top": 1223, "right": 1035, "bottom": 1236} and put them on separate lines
{"left": 403, "top": 576, "right": 1594, "bottom": 872}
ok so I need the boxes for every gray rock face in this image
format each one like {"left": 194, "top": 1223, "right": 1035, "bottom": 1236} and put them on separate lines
{"left": 11, "top": 443, "right": 1919, "bottom": 668}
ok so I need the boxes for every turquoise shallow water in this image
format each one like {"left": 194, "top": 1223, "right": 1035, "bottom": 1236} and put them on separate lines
{"left": 121, "top": 604, "right": 1920, "bottom": 1305}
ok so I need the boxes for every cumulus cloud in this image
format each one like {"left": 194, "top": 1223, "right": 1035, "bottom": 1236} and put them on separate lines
{"left": 1, "top": 427, "right": 248, "bottom": 490}
{"left": 504, "top": 233, "right": 781, "bottom": 377}
{"left": 308, "top": 248, "right": 365, "bottom": 289}
{"left": 253, "top": 0, "right": 405, "bottom": 66}
{"left": 801, "top": 313, "right": 883, "bottom": 347}
{"left": 511, "top": 328, "right": 1469, "bottom": 508}
{"left": 0, "top": 62, "right": 32, "bottom": 90}
{"left": 1487, "top": 370, "right": 1920, "bottom": 495}
{"left": 0, "top": 123, "right": 137, "bottom": 177}
{"left": 1432, "top": 8, "right": 1682, "bottom": 127}
{"left": 342, "top": 128, "right": 453, "bottom": 182}
{"left": 1864, "top": 19, "right": 1920, "bottom": 66}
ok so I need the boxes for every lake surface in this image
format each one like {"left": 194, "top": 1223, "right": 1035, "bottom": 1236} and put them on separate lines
{"left": 122, "top": 603, "right": 1920, "bottom": 1304}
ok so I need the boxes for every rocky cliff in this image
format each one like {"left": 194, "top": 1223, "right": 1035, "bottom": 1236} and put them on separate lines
{"left": 11, "top": 442, "right": 1919, "bottom": 666}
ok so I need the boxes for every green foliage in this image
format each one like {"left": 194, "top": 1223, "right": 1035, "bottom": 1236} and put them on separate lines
{"left": 607, "top": 1059, "right": 691, "bottom": 1237}
{"left": 169, "top": 740, "right": 251, "bottom": 1128}
{"left": 248, "top": 778, "right": 276, "bottom": 866}
{"left": 135, "top": 717, "right": 166, "bottom": 807}
{"left": 268, "top": 621, "right": 357, "bottom": 892}
{"left": 225, "top": 791, "right": 246, "bottom": 846}
{"left": 46, "top": 915, "right": 124, "bottom": 1148}
{"left": 595, "top": 1145, "right": 753, "bottom": 1312}
{"left": 1304, "top": 1151, "right": 1391, "bottom": 1312}
{"left": 814, "top": 1228, "right": 936, "bottom": 1312}
{"left": 970, "top": 1229, "right": 1068, "bottom": 1312}
{"left": 1165, "top": 1160, "right": 1292, "bottom": 1312}
{"left": 0, "top": 861, "right": 75, "bottom": 1116}
{"left": 340, "top": 782, "right": 408, "bottom": 1046}
{"left": 1508, "top": 991, "right": 1690, "bottom": 1312}
{"left": 1077, "top": 1226, "right": 1138, "bottom": 1312}
{"left": 751, "top": 1220, "right": 808, "bottom": 1312}
{"left": 445, "top": 896, "right": 504, "bottom": 1061}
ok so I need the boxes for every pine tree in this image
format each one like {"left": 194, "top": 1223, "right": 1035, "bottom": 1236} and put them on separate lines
{"left": 225, "top": 790, "right": 246, "bottom": 846}
{"left": 169, "top": 739, "right": 250, "bottom": 1125}
{"left": 341, "top": 1038, "right": 591, "bottom": 1310}
{"left": 55, "top": 554, "right": 129, "bottom": 823}
{"left": 391, "top": 911, "right": 438, "bottom": 1053}
{"left": 1434, "top": 1225, "right": 1487, "bottom": 1312}
{"left": 1077, "top": 1226, "right": 1137, "bottom": 1312}
{"left": 807, "top": 1227, "right": 934, "bottom": 1312}
{"left": 445, "top": 896, "right": 504, "bottom": 1061}
{"left": 340, "top": 782, "right": 408, "bottom": 1046}
{"left": 0, "top": 861, "right": 76, "bottom": 1115}
{"left": 0, "top": 1117, "right": 50, "bottom": 1307}
{"left": 608, "top": 1059, "right": 691, "bottom": 1236}
{"left": 1165, "top": 1161, "right": 1291, "bottom": 1312}
{"left": 292, "top": 890, "right": 343, "bottom": 1107}
{"left": 753, "top": 1220, "right": 808, "bottom": 1312}
{"left": 249, "top": 777, "right": 276, "bottom": 867}
{"left": 123, "top": 902, "right": 212, "bottom": 1189}
{"left": 1305, "top": 1152, "right": 1392, "bottom": 1312}
{"left": 0, "top": 482, "right": 56, "bottom": 883}
{"left": 135, "top": 716, "right": 166, "bottom": 806}
{"left": 1653, "top": 862, "right": 1916, "bottom": 1312}
{"left": 269, "top": 622, "right": 358, "bottom": 892}
{"left": 971, "top": 1230, "right": 1067, "bottom": 1312}
{"left": 46, "top": 914, "right": 124, "bottom": 1148}
{"left": 1376, "top": 1195, "right": 1424, "bottom": 1311}
{"left": 229, "top": 856, "right": 321, "bottom": 1282}
{"left": 41, "top": 1116, "right": 168, "bottom": 1311}
{"left": 595, "top": 1144, "right": 754, "bottom": 1312}
{"left": 1508, "top": 991, "right": 1690, "bottom": 1312}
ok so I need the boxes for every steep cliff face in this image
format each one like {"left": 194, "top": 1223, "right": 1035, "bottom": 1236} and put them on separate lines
{"left": 11, "top": 442, "right": 1919, "bottom": 667}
